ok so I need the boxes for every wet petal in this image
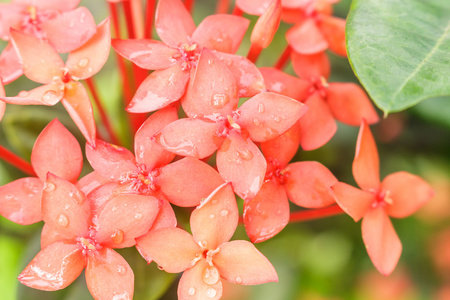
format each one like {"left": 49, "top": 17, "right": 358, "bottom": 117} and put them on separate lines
{"left": 182, "top": 49, "right": 238, "bottom": 118}
{"left": 85, "top": 182, "right": 118, "bottom": 215}
{"left": 10, "top": 29, "right": 64, "bottom": 84}
{"left": 0, "top": 80, "right": 5, "bottom": 121}
{"left": 331, "top": 182, "right": 375, "bottom": 222}
{"left": 291, "top": 51, "right": 330, "bottom": 80}
{"left": 127, "top": 62, "right": 189, "bottom": 113}
{"left": 382, "top": 172, "right": 434, "bottom": 218}
{"left": 216, "top": 132, "right": 266, "bottom": 201}
{"left": 285, "top": 161, "right": 338, "bottom": 208}
{"left": 156, "top": 118, "right": 221, "bottom": 159}
{"left": 0, "top": 43, "right": 22, "bottom": 84}
{"left": 18, "top": 242, "right": 85, "bottom": 291}
{"left": 178, "top": 259, "right": 223, "bottom": 300}
{"left": 31, "top": 119, "right": 82, "bottom": 183}
{"left": 260, "top": 122, "right": 301, "bottom": 166}
{"left": 86, "top": 248, "right": 134, "bottom": 300}
{"left": 193, "top": 15, "right": 249, "bottom": 53}
{"left": 0, "top": 177, "right": 43, "bottom": 225}
{"left": 235, "top": 0, "right": 272, "bottom": 15}
{"left": 243, "top": 180, "right": 289, "bottom": 243}
{"left": 41, "top": 223, "right": 67, "bottom": 249}
{"left": 327, "top": 83, "right": 379, "bottom": 126}
{"left": 362, "top": 207, "right": 402, "bottom": 276}
{"left": 317, "top": 15, "right": 347, "bottom": 57}
{"left": 0, "top": 4, "right": 24, "bottom": 40}
{"left": 191, "top": 183, "right": 238, "bottom": 249}
{"left": 214, "top": 51, "right": 266, "bottom": 98}
{"left": 259, "top": 67, "right": 310, "bottom": 101}
{"left": 76, "top": 171, "right": 110, "bottom": 196}
{"left": 156, "top": 157, "right": 224, "bottom": 207}
{"left": 66, "top": 18, "right": 111, "bottom": 79}
{"left": 135, "top": 106, "right": 177, "bottom": 169}
{"left": 237, "top": 92, "right": 308, "bottom": 142}
{"left": 298, "top": 93, "right": 336, "bottom": 150}
{"left": 250, "top": 0, "right": 281, "bottom": 48}
{"left": 155, "top": 0, "right": 195, "bottom": 47}
{"left": 2, "top": 83, "right": 64, "bottom": 106}
{"left": 112, "top": 39, "right": 177, "bottom": 70}
{"left": 353, "top": 121, "right": 380, "bottom": 191}
{"left": 61, "top": 82, "right": 96, "bottom": 145}
{"left": 20, "top": 0, "right": 80, "bottom": 11}
{"left": 287, "top": 19, "right": 328, "bottom": 54}
{"left": 213, "top": 240, "right": 278, "bottom": 284}
{"left": 94, "top": 194, "right": 161, "bottom": 248}
{"left": 148, "top": 199, "right": 177, "bottom": 231}
{"left": 136, "top": 227, "right": 200, "bottom": 271}
{"left": 43, "top": 7, "right": 97, "bottom": 53}
{"left": 42, "top": 174, "right": 90, "bottom": 239}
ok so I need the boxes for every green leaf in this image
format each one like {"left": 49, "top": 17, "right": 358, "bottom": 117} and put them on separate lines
{"left": 346, "top": 0, "right": 450, "bottom": 114}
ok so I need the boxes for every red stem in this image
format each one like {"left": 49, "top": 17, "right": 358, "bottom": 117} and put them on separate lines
{"left": 130, "top": 0, "right": 144, "bottom": 39}
{"left": 216, "top": 0, "right": 230, "bottom": 14}
{"left": 122, "top": 1, "right": 135, "bottom": 39}
{"left": 275, "top": 45, "right": 291, "bottom": 70}
{"left": 184, "top": 0, "right": 195, "bottom": 12}
{"left": 247, "top": 44, "right": 263, "bottom": 64}
{"left": 289, "top": 205, "right": 344, "bottom": 223}
{"left": 0, "top": 145, "right": 36, "bottom": 176}
{"left": 85, "top": 78, "right": 121, "bottom": 145}
{"left": 144, "top": 0, "right": 156, "bottom": 39}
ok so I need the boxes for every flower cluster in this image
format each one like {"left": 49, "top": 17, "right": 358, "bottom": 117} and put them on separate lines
{"left": 0, "top": 0, "right": 434, "bottom": 299}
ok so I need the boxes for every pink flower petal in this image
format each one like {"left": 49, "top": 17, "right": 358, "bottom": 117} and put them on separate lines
{"left": 2, "top": 83, "right": 64, "bottom": 106}
{"left": 10, "top": 29, "right": 64, "bottom": 84}
{"left": 0, "top": 80, "right": 4, "bottom": 121}
{"left": 291, "top": 51, "right": 330, "bottom": 80}
{"left": 284, "top": 161, "right": 338, "bottom": 208}
{"left": 18, "top": 242, "right": 85, "bottom": 291}
{"left": 362, "top": 207, "right": 402, "bottom": 276}
{"left": 156, "top": 157, "right": 224, "bottom": 207}
{"left": 0, "top": 4, "right": 24, "bottom": 40}
{"left": 216, "top": 132, "right": 266, "bottom": 200}
{"left": 213, "top": 240, "right": 278, "bottom": 284}
{"left": 192, "top": 15, "right": 249, "bottom": 53}
{"left": 65, "top": 18, "right": 111, "bottom": 80}
{"left": 0, "top": 43, "right": 23, "bottom": 84}
{"left": 156, "top": 118, "right": 221, "bottom": 159}
{"left": 135, "top": 106, "right": 177, "bottom": 169}
{"left": 259, "top": 67, "right": 310, "bottom": 101}
{"left": 155, "top": 0, "right": 195, "bottom": 47}
{"left": 382, "top": 171, "right": 434, "bottom": 218}
{"left": 31, "top": 119, "right": 82, "bottom": 183}
{"left": 41, "top": 223, "right": 66, "bottom": 249}
{"left": 287, "top": 19, "right": 328, "bottom": 54}
{"left": 235, "top": 0, "right": 272, "bottom": 15}
{"left": 326, "top": 83, "right": 379, "bottom": 126}
{"left": 182, "top": 49, "right": 238, "bottom": 118}
{"left": 0, "top": 177, "right": 43, "bottom": 225}
{"left": 243, "top": 180, "right": 289, "bottom": 243}
{"left": 190, "top": 183, "right": 238, "bottom": 249}
{"left": 237, "top": 92, "right": 308, "bottom": 142}
{"left": 213, "top": 51, "right": 266, "bottom": 98}
{"left": 298, "top": 93, "right": 336, "bottom": 150}
{"left": 127, "top": 62, "right": 189, "bottom": 113}
{"left": 136, "top": 227, "right": 200, "bottom": 271}
{"left": 42, "top": 174, "right": 91, "bottom": 239}
{"left": 331, "top": 182, "right": 375, "bottom": 222}
{"left": 94, "top": 194, "right": 161, "bottom": 248}
{"left": 86, "top": 248, "right": 134, "bottom": 300}
{"left": 260, "top": 122, "right": 301, "bottom": 166}
{"left": 76, "top": 171, "right": 110, "bottom": 196}
{"left": 61, "top": 82, "right": 96, "bottom": 145}
{"left": 148, "top": 199, "right": 177, "bottom": 232}
{"left": 19, "top": 0, "right": 80, "bottom": 11}
{"left": 353, "top": 121, "right": 380, "bottom": 191}
{"left": 42, "top": 7, "right": 97, "bottom": 53}
{"left": 178, "top": 259, "right": 223, "bottom": 300}
{"left": 112, "top": 39, "right": 177, "bottom": 70}
{"left": 250, "top": 0, "right": 281, "bottom": 48}
{"left": 317, "top": 15, "right": 347, "bottom": 57}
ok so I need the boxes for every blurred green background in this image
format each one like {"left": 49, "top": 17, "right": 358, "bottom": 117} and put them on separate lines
{"left": 1, "top": 0, "right": 449, "bottom": 299}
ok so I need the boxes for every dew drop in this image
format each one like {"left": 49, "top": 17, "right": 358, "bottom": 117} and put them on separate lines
{"left": 203, "top": 266, "right": 220, "bottom": 285}
{"left": 274, "top": 116, "right": 280, "bottom": 123}
{"left": 111, "top": 206, "right": 118, "bottom": 212}
{"left": 188, "top": 287, "right": 196, "bottom": 296}
{"left": 253, "top": 118, "right": 260, "bottom": 126}
{"left": 18, "top": 90, "right": 29, "bottom": 97}
{"left": 206, "top": 287, "right": 217, "bottom": 298}
{"left": 235, "top": 276, "right": 242, "bottom": 284}
{"left": 5, "top": 194, "right": 14, "bottom": 200}
{"left": 211, "top": 93, "right": 230, "bottom": 109}
{"left": 220, "top": 209, "right": 228, "bottom": 216}
{"left": 207, "top": 59, "right": 214, "bottom": 65}
{"left": 57, "top": 214, "right": 69, "bottom": 228}
{"left": 44, "top": 182, "right": 56, "bottom": 192}
{"left": 209, "top": 214, "right": 215, "bottom": 219}
{"left": 258, "top": 103, "right": 265, "bottom": 113}
{"left": 77, "top": 57, "right": 89, "bottom": 68}
{"left": 134, "top": 212, "right": 143, "bottom": 220}
{"left": 117, "top": 264, "right": 127, "bottom": 275}
{"left": 111, "top": 229, "right": 124, "bottom": 244}
{"left": 237, "top": 148, "right": 254, "bottom": 161}
{"left": 42, "top": 90, "right": 59, "bottom": 104}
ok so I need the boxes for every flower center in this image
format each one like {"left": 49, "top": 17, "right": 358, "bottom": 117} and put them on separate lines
{"left": 265, "top": 159, "right": 288, "bottom": 184}
{"left": 118, "top": 165, "right": 161, "bottom": 195}
{"left": 309, "top": 76, "right": 328, "bottom": 98}
{"left": 172, "top": 42, "right": 201, "bottom": 71}
{"left": 370, "top": 188, "right": 394, "bottom": 208}
{"left": 78, "top": 237, "right": 101, "bottom": 255}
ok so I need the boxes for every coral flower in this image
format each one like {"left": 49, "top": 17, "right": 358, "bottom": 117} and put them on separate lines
{"left": 0, "top": 119, "right": 82, "bottom": 225}
{"left": 331, "top": 121, "right": 434, "bottom": 275}
{"left": 0, "top": 79, "right": 5, "bottom": 121}
{"left": 1, "top": 18, "right": 111, "bottom": 145}
{"left": 19, "top": 174, "right": 161, "bottom": 299}
{"left": 136, "top": 183, "right": 278, "bottom": 300}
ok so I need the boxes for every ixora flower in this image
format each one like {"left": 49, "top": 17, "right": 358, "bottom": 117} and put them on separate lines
{"left": 19, "top": 173, "right": 161, "bottom": 299}
{"left": 112, "top": 0, "right": 265, "bottom": 113}
{"left": 331, "top": 121, "right": 434, "bottom": 275}
{"left": 136, "top": 183, "right": 278, "bottom": 300}
{"left": 0, "top": 18, "right": 111, "bottom": 145}
{"left": 0, "top": 119, "right": 82, "bottom": 225}
{"left": 0, "top": 79, "right": 5, "bottom": 121}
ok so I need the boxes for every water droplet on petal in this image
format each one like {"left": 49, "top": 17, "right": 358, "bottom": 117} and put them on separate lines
{"left": 134, "top": 212, "right": 143, "bottom": 220}
{"left": 18, "top": 90, "right": 29, "bottom": 97}
{"left": 258, "top": 103, "right": 265, "bottom": 114}
{"left": 206, "top": 287, "right": 217, "bottom": 298}
{"left": 203, "top": 266, "right": 220, "bottom": 285}
{"left": 220, "top": 209, "right": 228, "bottom": 216}
{"left": 207, "top": 59, "right": 214, "bottom": 65}
{"left": 253, "top": 118, "right": 260, "bottom": 126}
{"left": 111, "top": 229, "right": 124, "bottom": 244}
{"left": 57, "top": 214, "right": 69, "bottom": 227}
{"left": 42, "top": 90, "right": 59, "bottom": 104}
{"left": 44, "top": 182, "right": 56, "bottom": 192}
{"left": 211, "top": 93, "right": 230, "bottom": 109}
{"left": 274, "top": 116, "right": 280, "bottom": 123}
{"left": 237, "top": 148, "right": 254, "bottom": 161}
{"left": 117, "top": 264, "right": 127, "bottom": 275}
{"left": 209, "top": 214, "right": 215, "bottom": 219}
{"left": 235, "top": 276, "right": 242, "bottom": 284}
{"left": 5, "top": 194, "right": 14, "bottom": 200}
{"left": 188, "top": 287, "right": 196, "bottom": 296}
{"left": 77, "top": 57, "right": 89, "bottom": 68}
{"left": 111, "top": 206, "right": 118, "bottom": 212}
